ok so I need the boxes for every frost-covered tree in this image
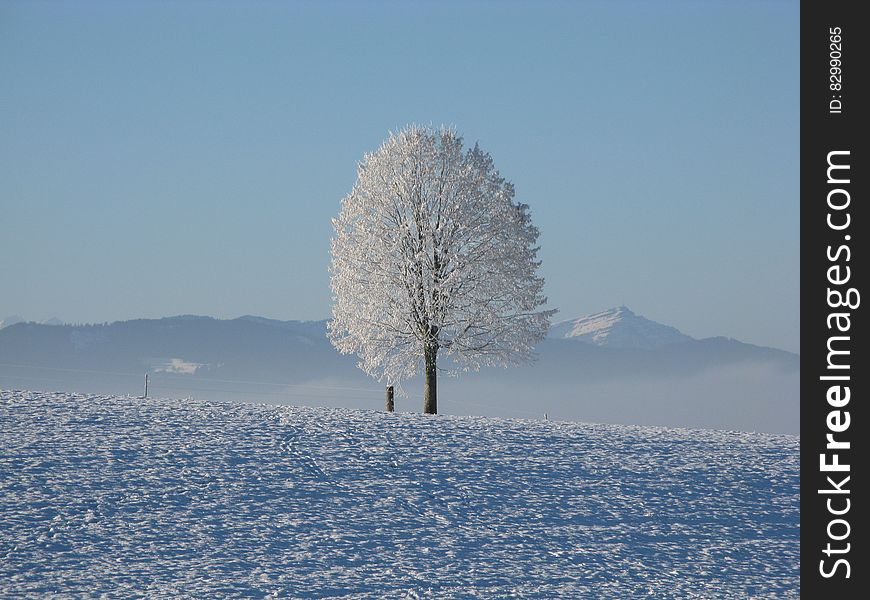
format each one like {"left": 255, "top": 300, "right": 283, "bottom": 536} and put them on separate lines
{"left": 329, "top": 125, "right": 555, "bottom": 414}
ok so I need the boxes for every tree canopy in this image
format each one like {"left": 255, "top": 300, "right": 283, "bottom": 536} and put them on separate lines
{"left": 328, "top": 125, "right": 555, "bottom": 413}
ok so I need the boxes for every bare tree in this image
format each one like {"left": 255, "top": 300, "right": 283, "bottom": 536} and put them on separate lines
{"left": 329, "top": 125, "right": 555, "bottom": 414}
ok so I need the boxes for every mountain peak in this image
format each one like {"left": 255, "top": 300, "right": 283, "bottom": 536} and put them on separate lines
{"left": 549, "top": 306, "right": 693, "bottom": 350}
{"left": 0, "top": 315, "right": 24, "bottom": 329}
{"left": 0, "top": 315, "right": 64, "bottom": 329}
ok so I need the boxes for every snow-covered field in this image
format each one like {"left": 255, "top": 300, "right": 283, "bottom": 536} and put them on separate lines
{"left": 1, "top": 390, "right": 799, "bottom": 598}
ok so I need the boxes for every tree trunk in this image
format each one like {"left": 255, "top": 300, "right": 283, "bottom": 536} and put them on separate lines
{"left": 386, "top": 385, "right": 394, "bottom": 412}
{"left": 423, "top": 344, "right": 437, "bottom": 414}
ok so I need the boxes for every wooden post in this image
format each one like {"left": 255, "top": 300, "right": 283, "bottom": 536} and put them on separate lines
{"left": 386, "top": 385, "right": 394, "bottom": 412}
{"left": 144, "top": 373, "right": 149, "bottom": 399}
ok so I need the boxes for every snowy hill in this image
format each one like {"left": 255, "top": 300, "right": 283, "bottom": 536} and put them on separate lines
{"left": 0, "top": 390, "right": 799, "bottom": 597}
{"left": 549, "top": 306, "right": 693, "bottom": 349}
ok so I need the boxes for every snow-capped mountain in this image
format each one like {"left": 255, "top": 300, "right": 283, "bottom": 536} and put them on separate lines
{"left": 0, "top": 315, "right": 23, "bottom": 329}
{"left": 549, "top": 306, "right": 693, "bottom": 349}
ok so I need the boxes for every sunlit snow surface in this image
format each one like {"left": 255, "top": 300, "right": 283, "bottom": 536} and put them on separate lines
{"left": 1, "top": 390, "right": 798, "bottom": 598}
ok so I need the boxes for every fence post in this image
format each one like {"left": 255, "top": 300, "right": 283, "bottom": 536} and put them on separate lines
{"left": 144, "top": 373, "right": 149, "bottom": 399}
{"left": 386, "top": 385, "right": 394, "bottom": 412}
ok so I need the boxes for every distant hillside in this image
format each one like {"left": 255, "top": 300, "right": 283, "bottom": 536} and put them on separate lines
{"left": 1, "top": 316, "right": 63, "bottom": 329}
{"left": 0, "top": 315, "right": 344, "bottom": 377}
{"left": 0, "top": 309, "right": 799, "bottom": 433}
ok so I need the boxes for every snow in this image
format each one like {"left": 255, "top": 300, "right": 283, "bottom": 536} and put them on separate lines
{"left": 1, "top": 390, "right": 799, "bottom": 597}
{"left": 155, "top": 358, "right": 205, "bottom": 374}
{"left": 549, "top": 306, "right": 693, "bottom": 349}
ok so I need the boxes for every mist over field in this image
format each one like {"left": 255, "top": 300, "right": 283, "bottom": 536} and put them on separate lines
{"left": 0, "top": 307, "right": 798, "bottom": 433}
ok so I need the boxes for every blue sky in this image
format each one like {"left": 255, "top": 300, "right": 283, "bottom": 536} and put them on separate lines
{"left": 0, "top": 0, "right": 799, "bottom": 352}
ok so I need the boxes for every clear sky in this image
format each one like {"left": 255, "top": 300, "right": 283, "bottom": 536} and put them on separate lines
{"left": 0, "top": 0, "right": 799, "bottom": 353}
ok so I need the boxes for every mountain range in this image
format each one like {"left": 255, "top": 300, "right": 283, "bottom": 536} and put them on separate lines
{"left": 0, "top": 315, "right": 63, "bottom": 329}
{"left": 0, "top": 307, "right": 799, "bottom": 433}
